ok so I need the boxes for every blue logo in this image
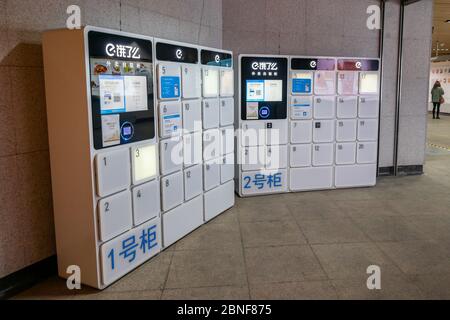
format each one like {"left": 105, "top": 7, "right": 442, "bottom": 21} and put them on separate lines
{"left": 259, "top": 107, "right": 270, "bottom": 119}
{"left": 121, "top": 122, "right": 134, "bottom": 141}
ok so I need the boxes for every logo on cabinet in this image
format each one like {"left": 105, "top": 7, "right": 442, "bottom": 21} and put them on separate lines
{"left": 106, "top": 43, "right": 141, "bottom": 59}
{"left": 215, "top": 54, "right": 221, "bottom": 64}
{"left": 252, "top": 62, "right": 278, "bottom": 71}
{"left": 121, "top": 122, "right": 135, "bottom": 141}
{"left": 310, "top": 61, "right": 317, "bottom": 69}
{"left": 176, "top": 49, "right": 183, "bottom": 60}
{"left": 259, "top": 107, "right": 271, "bottom": 119}
{"left": 355, "top": 61, "right": 362, "bottom": 69}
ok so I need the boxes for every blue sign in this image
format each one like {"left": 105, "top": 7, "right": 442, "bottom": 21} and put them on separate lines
{"left": 292, "top": 78, "right": 312, "bottom": 94}
{"left": 243, "top": 173, "right": 283, "bottom": 190}
{"left": 161, "top": 76, "right": 180, "bottom": 99}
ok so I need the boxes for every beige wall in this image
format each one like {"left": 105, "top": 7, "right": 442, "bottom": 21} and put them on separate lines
{"left": 0, "top": 0, "right": 222, "bottom": 278}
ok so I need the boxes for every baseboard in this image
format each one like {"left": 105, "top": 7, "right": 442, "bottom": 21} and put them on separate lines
{"left": 0, "top": 255, "right": 57, "bottom": 300}
{"left": 378, "top": 166, "right": 394, "bottom": 176}
{"left": 378, "top": 165, "right": 424, "bottom": 176}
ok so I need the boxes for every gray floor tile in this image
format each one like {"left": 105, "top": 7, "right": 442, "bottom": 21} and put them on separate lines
{"left": 288, "top": 200, "right": 349, "bottom": 221}
{"left": 250, "top": 281, "right": 338, "bottom": 300}
{"left": 299, "top": 218, "right": 370, "bottom": 244}
{"left": 162, "top": 286, "right": 250, "bottom": 300}
{"left": 411, "top": 273, "right": 450, "bottom": 299}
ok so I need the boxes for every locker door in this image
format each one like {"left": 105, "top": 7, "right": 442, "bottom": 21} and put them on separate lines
{"left": 160, "top": 137, "right": 183, "bottom": 175}
{"left": 357, "top": 142, "right": 378, "bottom": 164}
{"left": 313, "top": 144, "right": 334, "bottom": 166}
{"left": 158, "top": 63, "right": 181, "bottom": 100}
{"left": 314, "top": 71, "right": 336, "bottom": 95}
{"left": 266, "top": 145, "right": 288, "bottom": 170}
{"left": 290, "top": 144, "right": 312, "bottom": 168}
{"left": 359, "top": 96, "right": 379, "bottom": 118}
{"left": 183, "top": 100, "right": 202, "bottom": 133}
{"left": 131, "top": 144, "right": 158, "bottom": 186}
{"left": 337, "top": 96, "right": 358, "bottom": 119}
{"left": 182, "top": 64, "right": 201, "bottom": 99}
{"left": 184, "top": 132, "right": 202, "bottom": 167}
{"left": 203, "top": 129, "right": 221, "bottom": 161}
{"left": 359, "top": 72, "right": 379, "bottom": 95}
{"left": 291, "top": 71, "right": 314, "bottom": 95}
{"left": 161, "top": 171, "right": 184, "bottom": 212}
{"left": 204, "top": 158, "right": 221, "bottom": 191}
{"left": 291, "top": 96, "right": 313, "bottom": 120}
{"left": 314, "top": 96, "right": 336, "bottom": 119}
{"left": 337, "top": 72, "right": 359, "bottom": 95}
{"left": 313, "top": 120, "right": 335, "bottom": 143}
{"left": 203, "top": 68, "right": 219, "bottom": 98}
{"left": 266, "top": 121, "right": 288, "bottom": 146}
{"left": 241, "top": 121, "right": 266, "bottom": 147}
{"left": 291, "top": 121, "right": 313, "bottom": 144}
{"left": 184, "top": 164, "right": 203, "bottom": 201}
{"left": 159, "top": 101, "right": 182, "bottom": 138}
{"left": 336, "top": 143, "right": 357, "bottom": 165}
{"left": 241, "top": 146, "right": 266, "bottom": 172}
{"left": 336, "top": 119, "right": 357, "bottom": 142}
{"left": 98, "top": 191, "right": 133, "bottom": 242}
{"left": 335, "top": 164, "right": 377, "bottom": 188}
{"left": 95, "top": 149, "right": 131, "bottom": 198}
{"left": 290, "top": 167, "right": 334, "bottom": 191}
{"left": 357, "top": 119, "right": 379, "bottom": 142}
{"left": 132, "top": 180, "right": 160, "bottom": 226}
{"left": 221, "top": 126, "right": 235, "bottom": 156}
{"left": 220, "top": 69, "right": 234, "bottom": 97}
{"left": 203, "top": 99, "right": 220, "bottom": 129}
{"left": 220, "top": 98, "right": 234, "bottom": 127}
{"left": 221, "top": 153, "right": 235, "bottom": 183}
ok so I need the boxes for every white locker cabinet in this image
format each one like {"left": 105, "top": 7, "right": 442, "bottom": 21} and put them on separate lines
{"left": 220, "top": 98, "right": 235, "bottom": 127}
{"left": 98, "top": 191, "right": 133, "bottom": 242}
{"left": 131, "top": 144, "right": 158, "bottom": 186}
{"left": 335, "top": 164, "right": 377, "bottom": 188}
{"left": 163, "top": 196, "right": 204, "bottom": 248}
{"left": 291, "top": 96, "right": 313, "bottom": 120}
{"left": 290, "top": 144, "right": 312, "bottom": 168}
{"left": 291, "top": 121, "right": 313, "bottom": 144}
{"left": 314, "top": 71, "right": 336, "bottom": 95}
{"left": 202, "top": 68, "right": 219, "bottom": 98}
{"left": 313, "top": 143, "right": 334, "bottom": 167}
{"left": 158, "top": 63, "right": 181, "bottom": 100}
{"left": 182, "top": 100, "right": 202, "bottom": 133}
{"left": 161, "top": 171, "right": 184, "bottom": 212}
{"left": 204, "top": 181, "right": 235, "bottom": 222}
{"left": 184, "top": 132, "right": 202, "bottom": 167}
{"left": 159, "top": 101, "right": 182, "bottom": 138}
{"left": 203, "top": 129, "right": 221, "bottom": 161}
{"left": 290, "top": 167, "right": 334, "bottom": 191}
{"left": 357, "top": 142, "right": 378, "bottom": 164}
{"left": 337, "top": 96, "right": 358, "bottom": 119}
{"left": 313, "top": 120, "right": 335, "bottom": 143}
{"left": 336, "top": 119, "right": 357, "bottom": 142}
{"left": 203, "top": 99, "right": 220, "bottom": 129}
{"left": 336, "top": 143, "right": 357, "bottom": 165}
{"left": 184, "top": 164, "right": 203, "bottom": 201}
{"left": 267, "top": 145, "right": 288, "bottom": 169}
{"left": 160, "top": 137, "right": 183, "bottom": 175}
{"left": 182, "top": 64, "right": 201, "bottom": 99}
{"left": 241, "top": 169, "right": 288, "bottom": 196}
{"left": 357, "top": 119, "right": 379, "bottom": 142}
{"left": 221, "top": 126, "right": 235, "bottom": 156}
{"left": 221, "top": 153, "right": 235, "bottom": 184}
{"left": 220, "top": 69, "right": 234, "bottom": 97}
{"left": 132, "top": 180, "right": 160, "bottom": 226}
{"left": 241, "top": 121, "right": 266, "bottom": 147}
{"left": 95, "top": 149, "right": 131, "bottom": 198}
{"left": 241, "top": 146, "right": 266, "bottom": 172}
{"left": 314, "top": 96, "right": 336, "bottom": 119}
{"left": 359, "top": 96, "right": 379, "bottom": 119}
{"left": 204, "top": 158, "right": 221, "bottom": 191}
{"left": 266, "top": 121, "right": 288, "bottom": 145}
{"left": 337, "top": 71, "right": 359, "bottom": 95}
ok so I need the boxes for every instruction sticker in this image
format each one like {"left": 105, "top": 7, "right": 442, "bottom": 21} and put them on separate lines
{"left": 160, "top": 76, "right": 180, "bottom": 99}
{"left": 101, "top": 114, "right": 121, "bottom": 147}
{"left": 162, "top": 114, "right": 181, "bottom": 136}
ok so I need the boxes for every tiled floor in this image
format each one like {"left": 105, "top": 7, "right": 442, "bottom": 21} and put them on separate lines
{"left": 13, "top": 115, "right": 450, "bottom": 300}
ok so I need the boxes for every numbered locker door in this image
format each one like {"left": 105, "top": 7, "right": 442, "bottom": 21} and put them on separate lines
{"left": 203, "top": 99, "right": 220, "bottom": 129}
{"left": 266, "top": 121, "right": 288, "bottom": 146}
{"left": 184, "top": 164, "right": 203, "bottom": 201}
{"left": 203, "top": 68, "right": 219, "bottom": 98}
{"left": 336, "top": 119, "right": 357, "bottom": 142}
{"left": 221, "top": 126, "right": 234, "bottom": 156}
{"left": 159, "top": 101, "right": 182, "bottom": 138}
{"left": 183, "top": 100, "right": 202, "bottom": 133}
{"left": 203, "top": 129, "right": 221, "bottom": 161}
{"left": 357, "top": 119, "right": 379, "bottom": 142}
{"left": 98, "top": 191, "right": 133, "bottom": 242}
{"left": 291, "top": 96, "right": 313, "bottom": 120}
{"left": 291, "top": 121, "right": 312, "bottom": 144}
{"left": 184, "top": 132, "right": 202, "bottom": 167}
{"left": 291, "top": 71, "right": 314, "bottom": 95}
{"left": 220, "top": 98, "right": 234, "bottom": 127}
{"left": 161, "top": 171, "right": 184, "bottom": 212}
{"left": 313, "top": 144, "right": 334, "bottom": 166}
{"left": 220, "top": 69, "right": 234, "bottom": 97}
{"left": 314, "top": 96, "right": 336, "bottom": 119}
{"left": 290, "top": 144, "right": 312, "bottom": 168}
{"left": 160, "top": 137, "right": 183, "bottom": 175}
{"left": 359, "top": 96, "right": 379, "bottom": 119}
{"left": 313, "top": 120, "right": 335, "bottom": 143}
{"left": 357, "top": 142, "right": 378, "bottom": 164}
{"left": 241, "top": 121, "right": 266, "bottom": 147}
{"left": 241, "top": 146, "right": 266, "bottom": 172}
{"left": 314, "top": 71, "right": 336, "bottom": 95}
{"left": 336, "top": 143, "right": 357, "bottom": 165}
{"left": 337, "top": 72, "right": 359, "bottom": 95}
{"left": 158, "top": 64, "right": 181, "bottom": 100}
{"left": 337, "top": 96, "right": 358, "bottom": 119}
{"left": 131, "top": 144, "right": 158, "bottom": 186}
{"left": 132, "top": 180, "right": 160, "bottom": 226}
{"left": 204, "top": 159, "right": 221, "bottom": 191}
{"left": 221, "top": 153, "right": 235, "bottom": 183}
{"left": 266, "top": 145, "right": 288, "bottom": 170}
{"left": 95, "top": 149, "right": 131, "bottom": 198}
{"left": 182, "top": 64, "right": 201, "bottom": 99}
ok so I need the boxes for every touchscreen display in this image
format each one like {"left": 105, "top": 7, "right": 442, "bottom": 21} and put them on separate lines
{"left": 246, "top": 80, "right": 283, "bottom": 102}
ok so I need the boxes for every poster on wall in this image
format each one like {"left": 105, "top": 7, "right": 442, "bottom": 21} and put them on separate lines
{"left": 429, "top": 61, "right": 450, "bottom": 113}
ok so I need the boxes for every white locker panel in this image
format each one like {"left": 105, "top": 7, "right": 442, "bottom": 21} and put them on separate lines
{"left": 220, "top": 98, "right": 235, "bottom": 127}
{"left": 98, "top": 191, "right": 133, "bottom": 242}
{"left": 184, "top": 164, "right": 203, "bottom": 201}
{"left": 203, "top": 99, "right": 220, "bottom": 129}
{"left": 221, "top": 153, "right": 235, "bottom": 184}
{"left": 290, "top": 167, "right": 334, "bottom": 191}
{"left": 241, "top": 169, "right": 288, "bottom": 196}
{"left": 291, "top": 121, "right": 313, "bottom": 144}
{"left": 241, "top": 146, "right": 266, "bottom": 172}
{"left": 313, "top": 120, "right": 335, "bottom": 143}
{"left": 220, "top": 69, "right": 234, "bottom": 97}
{"left": 357, "top": 119, "right": 379, "bottom": 142}
{"left": 184, "top": 132, "right": 203, "bottom": 167}
{"left": 357, "top": 142, "right": 378, "bottom": 164}
{"left": 337, "top": 96, "right": 358, "bottom": 119}
{"left": 204, "top": 158, "right": 221, "bottom": 191}
{"left": 159, "top": 101, "right": 182, "bottom": 138}
{"left": 267, "top": 145, "right": 288, "bottom": 170}
{"left": 290, "top": 144, "right": 312, "bottom": 168}
{"left": 132, "top": 180, "right": 160, "bottom": 227}
{"left": 221, "top": 126, "right": 235, "bottom": 156}
{"left": 336, "top": 119, "right": 357, "bottom": 142}
{"left": 163, "top": 196, "right": 204, "bottom": 248}
{"left": 95, "top": 149, "right": 131, "bottom": 198}
{"left": 204, "top": 181, "right": 235, "bottom": 222}
{"left": 336, "top": 143, "right": 357, "bottom": 165}
{"left": 314, "top": 71, "right": 336, "bottom": 95}
{"left": 359, "top": 72, "right": 379, "bottom": 95}
{"left": 182, "top": 64, "right": 201, "bottom": 99}
{"left": 203, "top": 68, "right": 219, "bottom": 98}
{"left": 241, "top": 121, "right": 266, "bottom": 147}
{"left": 161, "top": 171, "right": 184, "bottom": 212}
{"left": 314, "top": 96, "right": 336, "bottom": 119}
{"left": 182, "top": 100, "right": 202, "bottom": 133}
{"left": 203, "top": 129, "right": 221, "bottom": 161}
{"left": 359, "top": 96, "right": 379, "bottom": 119}
{"left": 313, "top": 143, "right": 334, "bottom": 167}
{"left": 337, "top": 72, "right": 359, "bottom": 95}
{"left": 160, "top": 137, "right": 183, "bottom": 175}
{"left": 335, "top": 164, "right": 377, "bottom": 188}
{"left": 266, "top": 121, "right": 288, "bottom": 145}
{"left": 158, "top": 64, "right": 181, "bottom": 100}
{"left": 131, "top": 144, "right": 158, "bottom": 186}
{"left": 291, "top": 96, "right": 313, "bottom": 120}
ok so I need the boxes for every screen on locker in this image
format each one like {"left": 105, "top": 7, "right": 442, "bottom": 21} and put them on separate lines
{"left": 88, "top": 31, "right": 155, "bottom": 150}
{"left": 241, "top": 57, "right": 288, "bottom": 120}
{"left": 201, "top": 50, "right": 232, "bottom": 68}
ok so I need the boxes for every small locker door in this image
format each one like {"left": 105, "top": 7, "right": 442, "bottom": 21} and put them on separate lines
{"left": 98, "top": 191, "right": 133, "bottom": 242}
{"left": 313, "top": 120, "right": 335, "bottom": 143}
{"left": 266, "top": 121, "right": 288, "bottom": 146}
{"left": 291, "top": 71, "right": 313, "bottom": 95}
{"left": 359, "top": 96, "right": 379, "bottom": 119}
{"left": 357, "top": 142, "right": 378, "bottom": 164}
{"left": 184, "top": 164, "right": 203, "bottom": 201}
{"left": 203, "top": 68, "right": 219, "bottom": 98}
{"left": 267, "top": 145, "right": 288, "bottom": 170}
{"left": 336, "top": 119, "right": 357, "bottom": 142}
{"left": 241, "top": 121, "right": 266, "bottom": 147}
{"left": 95, "top": 149, "right": 131, "bottom": 198}
{"left": 314, "top": 96, "right": 336, "bottom": 119}
{"left": 203, "top": 99, "right": 220, "bottom": 129}
{"left": 335, "top": 143, "right": 357, "bottom": 165}
{"left": 182, "top": 64, "right": 201, "bottom": 99}
{"left": 161, "top": 171, "right": 184, "bottom": 212}
{"left": 204, "top": 159, "right": 221, "bottom": 191}
{"left": 131, "top": 144, "right": 158, "bottom": 186}
{"left": 337, "top": 96, "right": 358, "bottom": 119}
{"left": 132, "top": 180, "right": 160, "bottom": 226}
{"left": 241, "top": 146, "right": 265, "bottom": 172}
{"left": 314, "top": 71, "right": 336, "bottom": 95}
{"left": 183, "top": 100, "right": 202, "bottom": 133}
{"left": 313, "top": 144, "right": 334, "bottom": 166}
{"left": 159, "top": 101, "right": 182, "bottom": 138}
{"left": 158, "top": 63, "right": 181, "bottom": 100}
{"left": 203, "top": 129, "right": 221, "bottom": 161}
{"left": 359, "top": 72, "right": 379, "bottom": 95}
{"left": 337, "top": 72, "right": 359, "bottom": 95}
{"left": 291, "top": 96, "right": 313, "bottom": 120}
{"left": 220, "top": 98, "right": 234, "bottom": 127}
{"left": 160, "top": 137, "right": 183, "bottom": 175}
{"left": 220, "top": 69, "right": 234, "bottom": 97}
{"left": 335, "top": 164, "right": 377, "bottom": 188}
{"left": 290, "top": 144, "right": 312, "bottom": 168}
{"left": 184, "top": 132, "right": 202, "bottom": 167}
{"left": 221, "top": 153, "right": 235, "bottom": 184}
{"left": 290, "top": 167, "right": 333, "bottom": 191}
{"left": 221, "top": 126, "right": 234, "bottom": 156}
{"left": 291, "top": 121, "right": 313, "bottom": 144}
{"left": 357, "top": 119, "right": 379, "bottom": 142}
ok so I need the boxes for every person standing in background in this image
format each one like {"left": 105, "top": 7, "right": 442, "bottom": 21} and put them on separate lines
{"left": 431, "top": 81, "right": 445, "bottom": 119}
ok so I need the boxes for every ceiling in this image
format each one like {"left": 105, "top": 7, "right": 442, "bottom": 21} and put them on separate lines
{"left": 432, "top": 0, "right": 450, "bottom": 56}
